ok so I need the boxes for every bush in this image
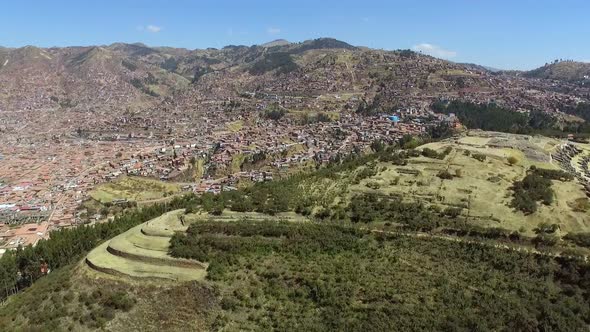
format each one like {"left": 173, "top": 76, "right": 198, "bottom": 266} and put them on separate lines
{"left": 421, "top": 147, "right": 452, "bottom": 160}
{"left": 314, "top": 208, "right": 331, "bottom": 220}
{"left": 437, "top": 170, "right": 454, "bottom": 180}
{"left": 442, "top": 207, "right": 462, "bottom": 218}
{"left": 533, "top": 233, "right": 559, "bottom": 247}
{"left": 472, "top": 153, "right": 487, "bottom": 162}
{"left": 507, "top": 156, "right": 519, "bottom": 165}
{"left": 104, "top": 292, "right": 134, "bottom": 312}
{"left": 365, "top": 182, "right": 381, "bottom": 190}
{"left": 563, "top": 232, "right": 590, "bottom": 248}
{"left": 421, "top": 148, "right": 440, "bottom": 159}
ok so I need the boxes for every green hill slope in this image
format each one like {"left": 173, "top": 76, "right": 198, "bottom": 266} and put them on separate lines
{"left": 2, "top": 220, "right": 588, "bottom": 331}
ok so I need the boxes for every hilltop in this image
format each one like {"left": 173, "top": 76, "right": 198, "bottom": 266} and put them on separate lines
{"left": 523, "top": 60, "right": 590, "bottom": 84}
{"left": 260, "top": 39, "right": 291, "bottom": 47}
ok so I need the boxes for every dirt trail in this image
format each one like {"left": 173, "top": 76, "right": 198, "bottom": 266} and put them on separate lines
{"left": 366, "top": 228, "right": 589, "bottom": 262}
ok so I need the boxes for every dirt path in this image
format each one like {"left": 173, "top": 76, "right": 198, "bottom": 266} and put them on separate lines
{"left": 366, "top": 228, "right": 589, "bottom": 262}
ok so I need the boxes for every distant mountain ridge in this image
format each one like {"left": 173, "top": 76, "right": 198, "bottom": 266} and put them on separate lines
{"left": 260, "top": 39, "right": 291, "bottom": 47}
{"left": 0, "top": 37, "right": 587, "bottom": 122}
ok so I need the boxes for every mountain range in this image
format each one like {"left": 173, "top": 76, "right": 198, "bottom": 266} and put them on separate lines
{"left": 0, "top": 38, "right": 588, "bottom": 118}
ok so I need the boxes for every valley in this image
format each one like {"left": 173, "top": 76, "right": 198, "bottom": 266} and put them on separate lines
{"left": 1, "top": 26, "right": 590, "bottom": 331}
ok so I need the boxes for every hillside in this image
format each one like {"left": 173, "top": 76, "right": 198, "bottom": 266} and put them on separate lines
{"left": 2, "top": 135, "right": 590, "bottom": 330}
{"left": 1, "top": 38, "right": 587, "bottom": 122}
{"left": 1, "top": 216, "right": 589, "bottom": 331}
{"left": 524, "top": 61, "right": 590, "bottom": 83}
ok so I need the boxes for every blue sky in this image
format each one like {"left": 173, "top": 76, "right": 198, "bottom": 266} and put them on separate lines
{"left": 1, "top": 0, "right": 589, "bottom": 70}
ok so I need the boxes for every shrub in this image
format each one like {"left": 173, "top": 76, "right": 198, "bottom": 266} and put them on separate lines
{"left": 365, "top": 182, "right": 381, "bottom": 190}
{"left": 472, "top": 153, "right": 487, "bottom": 162}
{"left": 563, "top": 232, "right": 590, "bottom": 248}
{"left": 568, "top": 198, "right": 590, "bottom": 212}
{"left": 442, "top": 207, "right": 462, "bottom": 218}
{"left": 314, "top": 208, "right": 331, "bottom": 220}
{"left": 437, "top": 170, "right": 454, "bottom": 180}
{"left": 533, "top": 233, "right": 559, "bottom": 247}
{"left": 507, "top": 156, "right": 519, "bottom": 165}
{"left": 389, "top": 177, "right": 400, "bottom": 186}
{"left": 421, "top": 148, "right": 440, "bottom": 159}
{"left": 104, "top": 292, "right": 134, "bottom": 312}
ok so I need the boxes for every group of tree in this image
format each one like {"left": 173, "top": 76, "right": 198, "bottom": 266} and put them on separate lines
{"left": 421, "top": 146, "right": 452, "bottom": 160}
{"left": 249, "top": 52, "right": 298, "bottom": 75}
{"left": 510, "top": 166, "right": 573, "bottom": 214}
{"left": 298, "top": 112, "right": 332, "bottom": 124}
{"left": 432, "top": 100, "right": 568, "bottom": 134}
{"left": 169, "top": 219, "right": 590, "bottom": 331}
{"left": 262, "top": 103, "right": 287, "bottom": 120}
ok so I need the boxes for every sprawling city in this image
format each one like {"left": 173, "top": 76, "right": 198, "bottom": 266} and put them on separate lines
{"left": 1, "top": 1, "right": 590, "bottom": 331}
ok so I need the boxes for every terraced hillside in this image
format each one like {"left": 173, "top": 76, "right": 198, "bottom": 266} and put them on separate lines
{"left": 85, "top": 210, "right": 207, "bottom": 282}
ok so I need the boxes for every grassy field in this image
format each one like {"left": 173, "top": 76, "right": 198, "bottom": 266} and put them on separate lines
{"left": 194, "top": 158, "right": 205, "bottom": 180}
{"left": 226, "top": 120, "right": 244, "bottom": 132}
{"left": 345, "top": 132, "right": 590, "bottom": 235}
{"left": 89, "top": 176, "right": 181, "bottom": 204}
{"left": 85, "top": 210, "right": 207, "bottom": 282}
{"left": 230, "top": 153, "right": 246, "bottom": 174}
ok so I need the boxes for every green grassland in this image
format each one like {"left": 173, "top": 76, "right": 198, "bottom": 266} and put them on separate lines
{"left": 89, "top": 176, "right": 181, "bottom": 204}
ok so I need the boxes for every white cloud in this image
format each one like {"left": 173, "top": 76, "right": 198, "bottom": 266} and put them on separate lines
{"left": 146, "top": 25, "right": 162, "bottom": 33}
{"left": 412, "top": 43, "right": 457, "bottom": 59}
{"left": 267, "top": 27, "right": 281, "bottom": 35}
